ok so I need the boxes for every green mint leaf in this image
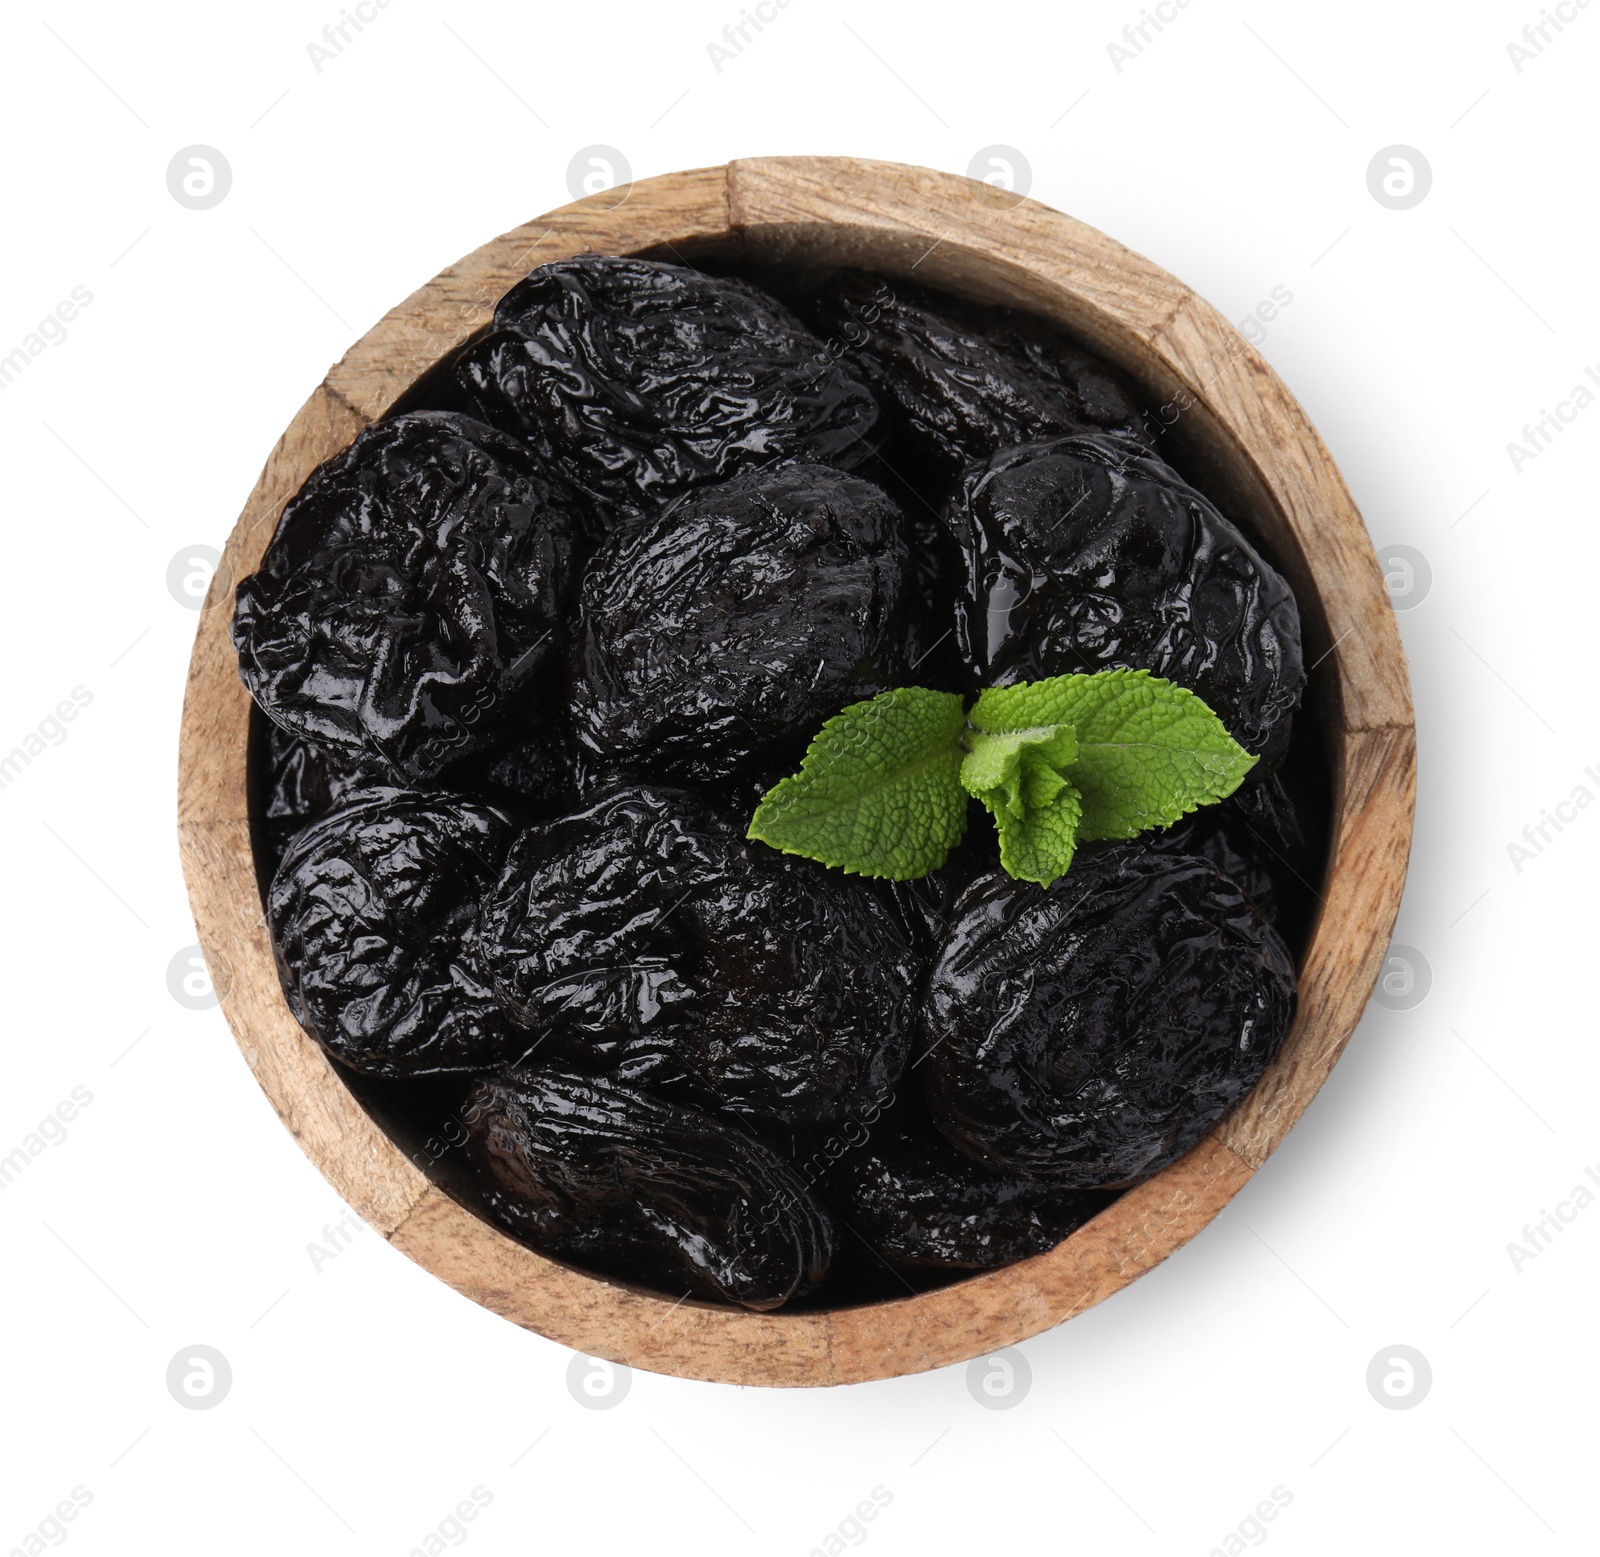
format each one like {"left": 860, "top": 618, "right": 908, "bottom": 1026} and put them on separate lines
{"left": 958, "top": 724, "right": 1077, "bottom": 820}
{"left": 960, "top": 724, "right": 1082, "bottom": 886}
{"left": 971, "top": 669, "right": 1255, "bottom": 840}
{"left": 1018, "top": 743, "right": 1072, "bottom": 811}
{"left": 747, "top": 686, "right": 968, "bottom": 879}
{"left": 986, "top": 774, "right": 1083, "bottom": 886}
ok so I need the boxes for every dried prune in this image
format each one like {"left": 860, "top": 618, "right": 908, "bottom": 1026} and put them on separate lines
{"left": 478, "top": 785, "right": 918, "bottom": 1124}
{"left": 269, "top": 789, "right": 526, "bottom": 1076}
{"left": 922, "top": 850, "right": 1296, "bottom": 1186}
{"left": 820, "top": 1101, "right": 1111, "bottom": 1270}
{"left": 233, "top": 411, "right": 581, "bottom": 784}
{"left": 456, "top": 255, "right": 880, "bottom": 528}
{"left": 568, "top": 461, "right": 914, "bottom": 784}
{"left": 813, "top": 269, "right": 1150, "bottom": 473}
{"left": 942, "top": 435, "right": 1305, "bottom": 766}
{"left": 465, "top": 1068, "right": 833, "bottom": 1309}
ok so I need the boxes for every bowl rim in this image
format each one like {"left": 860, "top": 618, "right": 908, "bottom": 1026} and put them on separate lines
{"left": 177, "top": 155, "right": 1415, "bottom": 1387}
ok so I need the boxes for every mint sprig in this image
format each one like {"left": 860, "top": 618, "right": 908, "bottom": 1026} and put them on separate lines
{"left": 747, "top": 669, "right": 1256, "bottom": 887}
{"left": 959, "top": 722, "right": 1083, "bottom": 884}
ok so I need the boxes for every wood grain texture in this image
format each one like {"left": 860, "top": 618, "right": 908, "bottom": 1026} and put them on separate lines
{"left": 177, "top": 157, "right": 1416, "bottom": 1386}
{"left": 385, "top": 1134, "right": 1253, "bottom": 1387}
{"left": 1215, "top": 723, "right": 1418, "bottom": 1169}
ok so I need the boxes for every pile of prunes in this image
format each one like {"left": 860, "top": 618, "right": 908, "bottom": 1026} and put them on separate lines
{"left": 234, "top": 254, "right": 1323, "bottom": 1311}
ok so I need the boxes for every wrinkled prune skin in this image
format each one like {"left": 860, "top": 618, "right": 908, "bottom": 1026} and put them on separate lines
{"left": 456, "top": 256, "right": 880, "bottom": 529}
{"left": 268, "top": 789, "right": 526, "bottom": 1077}
{"left": 569, "top": 462, "right": 914, "bottom": 784}
{"left": 922, "top": 851, "right": 1296, "bottom": 1186}
{"left": 1140, "top": 770, "right": 1321, "bottom": 927}
{"left": 233, "top": 412, "right": 580, "bottom": 784}
{"left": 821, "top": 1103, "right": 1111, "bottom": 1269}
{"left": 465, "top": 1069, "right": 834, "bottom": 1309}
{"left": 943, "top": 435, "right": 1305, "bottom": 767}
{"left": 813, "top": 269, "right": 1151, "bottom": 474}
{"left": 478, "top": 786, "right": 918, "bottom": 1124}
{"left": 256, "top": 717, "right": 378, "bottom": 865}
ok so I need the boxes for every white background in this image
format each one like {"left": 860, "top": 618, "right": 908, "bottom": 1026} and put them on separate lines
{"left": 1, "top": 1, "right": 1595, "bottom": 1552}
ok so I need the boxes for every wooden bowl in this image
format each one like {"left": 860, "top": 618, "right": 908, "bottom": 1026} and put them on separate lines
{"left": 178, "top": 156, "right": 1415, "bottom": 1386}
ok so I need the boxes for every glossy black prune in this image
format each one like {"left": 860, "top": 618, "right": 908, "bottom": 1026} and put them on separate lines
{"left": 465, "top": 1069, "right": 834, "bottom": 1309}
{"left": 821, "top": 1102, "right": 1111, "bottom": 1270}
{"left": 813, "top": 269, "right": 1151, "bottom": 473}
{"left": 456, "top": 255, "right": 880, "bottom": 529}
{"left": 478, "top": 786, "right": 918, "bottom": 1124}
{"left": 942, "top": 435, "right": 1305, "bottom": 767}
{"left": 569, "top": 461, "right": 914, "bottom": 784}
{"left": 922, "top": 850, "right": 1296, "bottom": 1186}
{"left": 233, "top": 411, "right": 580, "bottom": 784}
{"left": 268, "top": 789, "right": 526, "bottom": 1076}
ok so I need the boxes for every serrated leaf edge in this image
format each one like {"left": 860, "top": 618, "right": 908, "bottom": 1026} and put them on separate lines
{"left": 746, "top": 673, "right": 1261, "bottom": 888}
